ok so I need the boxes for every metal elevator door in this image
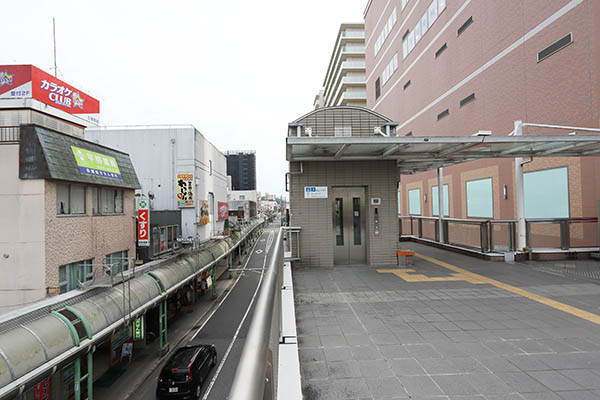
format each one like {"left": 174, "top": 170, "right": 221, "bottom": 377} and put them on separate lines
{"left": 332, "top": 187, "right": 366, "bottom": 265}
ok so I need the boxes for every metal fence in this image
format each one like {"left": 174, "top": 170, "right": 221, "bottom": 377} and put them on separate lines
{"left": 399, "top": 216, "right": 517, "bottom": 253}
{"left": 400, "top": 215, "right": 599, "bottom": 254}
{"left": 0, "top": 127, "right": 19, "bottom": 142}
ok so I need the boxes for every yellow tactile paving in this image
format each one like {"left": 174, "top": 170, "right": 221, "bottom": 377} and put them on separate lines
{"left": 377, "top": 268, "right": 488, "bottom": 285}
{"left": 414, "top": 252, "right": 600, "bottom": 326}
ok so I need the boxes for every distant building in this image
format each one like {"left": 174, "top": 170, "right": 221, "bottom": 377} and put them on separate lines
{"left": 315, "top": 23, "right": 366, "bottom": 108}
{"left": 226, "top": 150, "right": 256, "bottom": 191}
{"left": 86, "top": 125, "right": 229, "bottom": 256}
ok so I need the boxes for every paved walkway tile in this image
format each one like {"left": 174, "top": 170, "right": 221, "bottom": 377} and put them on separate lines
{"left": 294, "top": 242, "right": 600, "bottom": 399}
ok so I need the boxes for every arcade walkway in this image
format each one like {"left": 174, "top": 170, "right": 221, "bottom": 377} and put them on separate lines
{"left": 294, "top": 243, "right": 600, "bottom": 399}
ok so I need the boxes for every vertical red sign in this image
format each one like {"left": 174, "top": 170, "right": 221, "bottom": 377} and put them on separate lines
{"left": 217, "top": 201, "right": 229, "bottom": 221}
{"left": 138, "top": 199, "right": 150, "bottom": 247}
{"left": 34, "top": 377, "right": 51, "bottom": 400}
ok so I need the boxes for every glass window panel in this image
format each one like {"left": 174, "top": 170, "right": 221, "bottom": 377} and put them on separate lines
{"left": 524, "top": 167, "right": 569, "bottom": 218}
{"left": 438, "top": 0, "right": 446, "bottom": 12}
{"left": 397, "top": 191, "right": 401, "bottom": 214}
{"left": 428, "top": 0, "right": 438, "bottom": 28}
{"left": 420, "top": 14, "right": 428, "bottom": 35}
{"left": 92, "top": 187, "right": 99, "bottom": 214}
{"left": 335, "top": 198, "right": 344, "bottom": 246}
{"left": 408, "top": 189, "right": 421, "bottom": 215}
{"left": 71, "top": 185, "right": 86, "bottom": 214}
{"left": 56, "top": 183, "right": 70, "bottom": 214}
{"left": 432, "top": 185, "right": 449, "bottom": 216}
{"left": 353, "top": 198, "right": 361, "bottom": 245}
{"left": 466, "top": 178, "right": 493, "bottom": 218}
{"left": 102, "top": 188, "right": 115, "bottom": 214}
{"left": 114, "top": 190, "right": 124, "bottom": 213}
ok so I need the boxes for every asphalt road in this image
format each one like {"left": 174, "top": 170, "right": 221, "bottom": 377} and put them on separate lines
{"left": 128, "top": 224, "right": 278, "bottom": 400}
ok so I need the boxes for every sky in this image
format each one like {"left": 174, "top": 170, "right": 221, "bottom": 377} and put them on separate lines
{"left": 0, "top": 0, "right": 368, "bottom": 198}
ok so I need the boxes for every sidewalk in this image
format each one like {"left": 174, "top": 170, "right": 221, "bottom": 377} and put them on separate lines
{"left": 94, "top": 274, "right": 234, "bottom": 400}
{"left": 294, "top": 242, "right": 600, "bottom": 400}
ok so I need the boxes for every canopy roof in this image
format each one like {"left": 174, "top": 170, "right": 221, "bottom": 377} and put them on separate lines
{"left": 286, "top": 134, "right": 600, "bottom": 174}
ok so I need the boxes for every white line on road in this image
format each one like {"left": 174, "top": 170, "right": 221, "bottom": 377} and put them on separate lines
{"left": 201, "top": 229, "right": 275, "bottom": 400}
{"left": 189, "top": 231, "right": 263, "bottom": 341}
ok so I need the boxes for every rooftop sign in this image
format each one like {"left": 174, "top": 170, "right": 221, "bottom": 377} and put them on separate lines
{"left": 0, "top": 65, "right": 100, "bottom": 122}
{"left": 71, "top": 146, "right": 122, "bottom": 180}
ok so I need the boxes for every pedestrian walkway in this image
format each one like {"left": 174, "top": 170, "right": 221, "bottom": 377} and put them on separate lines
{"left": 294, "top": 242, "right": 600, "bottom": 400}
{"left": 94, "top": 275, "right": 233, "bottom": 400}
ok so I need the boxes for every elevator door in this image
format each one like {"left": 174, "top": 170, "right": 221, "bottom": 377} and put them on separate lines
{"left": 333, "top": 187, "right": 366, "bottom": 265}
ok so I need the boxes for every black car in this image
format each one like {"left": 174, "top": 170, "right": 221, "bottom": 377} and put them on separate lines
{"left": 156, "top": 344, "right": 217, "bottom": 400}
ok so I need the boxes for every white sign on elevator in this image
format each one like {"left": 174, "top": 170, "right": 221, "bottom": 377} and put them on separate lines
{"left": 304, "top": 186, "right": 328, "bottom": 199}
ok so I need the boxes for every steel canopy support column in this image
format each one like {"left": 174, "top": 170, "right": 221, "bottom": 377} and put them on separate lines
{"left": 159, "top": 300, "right": 168, "bottom": 351}
{"left": 514, "top": 120, "right": 526, "bottom": 251}
{"left": 74, "top": 358, "right": 81, "bottom": 400}
{"left": 437, "top": 167, "right": 444, "bottom": 243}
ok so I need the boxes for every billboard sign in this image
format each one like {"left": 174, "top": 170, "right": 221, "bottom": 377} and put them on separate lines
{"left": 199, "top": 200, "right": 210, "bottom": 224}
{"left": 176, "top": 173, "right": 194, "bottom": 208}
{"left": 133, "top": 317, "right": 144, "bottom": 341}
{"left": 0, "top": 65, "right": 100, "bottom": 122}
{"left": 137, "top": 199, "right": 150, "bottom": 247}
{"left": 217, "top": 201, "right": 229, "bottom": 221}
{"left": 71, "top": 146, "right": 122, "bottom": 180}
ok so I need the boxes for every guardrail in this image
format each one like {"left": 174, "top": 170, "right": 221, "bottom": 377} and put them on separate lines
{"left": 229, "top": 228, "right": 284, "bottom": 400}
{"left": 400, "top": 215, "right": 599, "bottom": 254}
{"left": 399, "top": 216, "right": 516, "bottom": 253}
{"left": 526, "top": 217, "right": 598, "bottom": 250}
{"left": 0, "top": 127, "right": 19, "bottom": 142}
{"left": 229, "top": 226, "right": 303, "bottom": 400}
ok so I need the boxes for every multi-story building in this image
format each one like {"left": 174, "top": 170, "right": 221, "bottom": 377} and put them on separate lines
{"left": 364, "top": 0, "right": 600, "bottom": 247}
{"left": 226, "top": 150, "right": 257, "bottom": 191}
{"left": 86, "top": 125, "right": 229, "bottom": 248}
{"left": 0, "top": 65, "right": 140, "bottom": 312}
{"left": 315, "top": 23, "right": 367, "bottom": 108}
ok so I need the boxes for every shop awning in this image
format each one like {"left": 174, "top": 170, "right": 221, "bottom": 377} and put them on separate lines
{"left": 286, "top": 134, "right": 600, "bottom": 174}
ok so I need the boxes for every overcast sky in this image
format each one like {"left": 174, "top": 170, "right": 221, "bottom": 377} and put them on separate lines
{"left": 0, "top": 0, "right": 368, "bottom": 197}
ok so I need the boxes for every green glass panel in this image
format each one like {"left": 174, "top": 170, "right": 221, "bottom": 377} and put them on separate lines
{"left": 466, "top": 178, "right": 493, "bottom": 218}
{"left": 408, "top": 189, "right": 421, "bottom": 215}
{"left": 524, "top": 167, "right": 569, "bottom": 218}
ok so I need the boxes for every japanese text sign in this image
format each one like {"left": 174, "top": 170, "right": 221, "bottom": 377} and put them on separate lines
{"left": 71, "top": 146, "right": 122, "bottom": 180}
{"left": 138, "top": 199, "right": 150, "bottom": 247}
{"left": 177, "top": 174, "right": 194, "bottom": 207}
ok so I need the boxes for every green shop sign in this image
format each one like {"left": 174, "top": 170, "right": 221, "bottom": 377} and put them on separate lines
{"left": 71, "top": 145, "right": 122, "bottom": 180}
{"left": 133, "top": 317, "right": 144, "bottom": 341}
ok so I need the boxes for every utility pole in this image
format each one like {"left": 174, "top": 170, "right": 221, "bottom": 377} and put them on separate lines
{"left": 53, "top": 18, "right": 57, "bottom": 77}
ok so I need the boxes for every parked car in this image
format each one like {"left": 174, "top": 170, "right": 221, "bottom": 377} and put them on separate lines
{"left": 156, "top": 344, "right": 217, "bottom": 400}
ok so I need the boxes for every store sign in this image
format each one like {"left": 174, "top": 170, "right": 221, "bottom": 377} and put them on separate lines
{"left": 304, "top": 186, "right": 328, "bottom": 199}
{"left": 110, "top": 326, "right": 132, "bottom": 366}
{"left": 217, "top": 201, "right": 229, "bottom": 221}
{"left": 199, "top": 200, "right": 210, "bottom": 224}
{"left": 138, "top": 199, "right": 150, "bottom": 247}
{"left": 176, "top": 173, "right": 194, "bottom": 207}
{"left": 0, "top": 65, "right": 100, "bottom": 118}
{"left": 71, "top": 146, "right": 122, "bottom": 180}
{"left": 133, "top": 316, "right": 144, "bottom": 340}
{"left": 34, "top": 377, "right": 51, "bottom": 400}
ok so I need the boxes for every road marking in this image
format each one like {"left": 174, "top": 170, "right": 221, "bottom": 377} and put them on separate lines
{"left": 414, "top": 252, "right": 600, "bottom": 326}
{"left": 255, "top": 249, "right": 263, "bottom": 254}
{"left": 377, "top": 268, "right": 487, "bottom": 284}
{"left": 189, "top": 235, "right": 263, "bottom": 341}
{"left": 201, "top": 229, "right": 275, "bottom": 400}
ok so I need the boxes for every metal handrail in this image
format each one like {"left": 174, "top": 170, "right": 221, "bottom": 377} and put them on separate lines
{"left": 401, "top": 215, "right": 598, "bottom": 253}
{"left": 229, "top": 227, "right": 284, "bottom": 400}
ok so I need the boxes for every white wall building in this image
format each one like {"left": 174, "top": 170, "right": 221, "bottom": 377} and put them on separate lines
{"left": 86, "top": 125, "right": 228, "bottom": 242}
{"left": 228, "top": 190, "right": 258, "bottom": 203}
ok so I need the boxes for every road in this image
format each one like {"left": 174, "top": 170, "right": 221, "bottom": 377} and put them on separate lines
{"left": 128, "top": 224, "right": 278, "bottom": 400}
